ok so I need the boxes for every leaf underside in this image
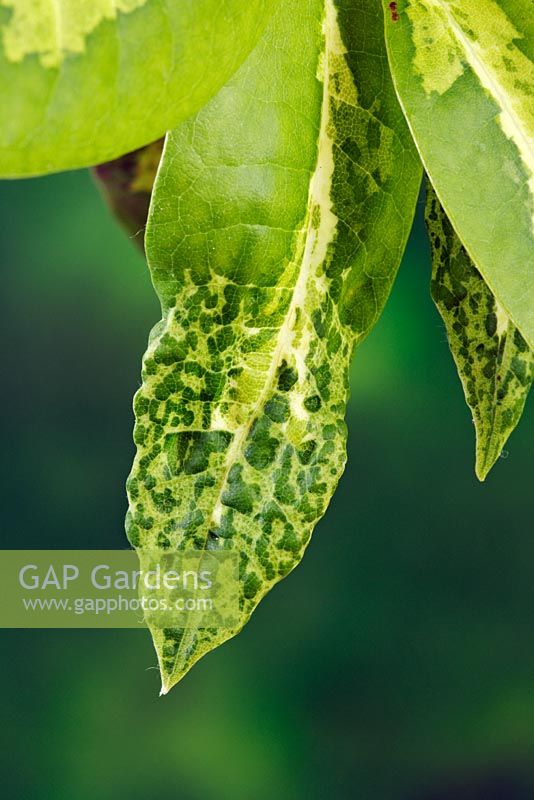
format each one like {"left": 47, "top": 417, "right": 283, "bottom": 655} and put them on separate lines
{"left": 426, "top": 183, "right": 533, "bottom": 481}
{"left": 385, "top": 0, "right": 534, "bottom": 349}
{"left": 92, "top": 139, "right": 164, "bottom": 252}
{"left": 0, "top": 0, "right": 277, "bottom": 176}
{"left": 126, "top": 0, "right": 422, "bottom": 693}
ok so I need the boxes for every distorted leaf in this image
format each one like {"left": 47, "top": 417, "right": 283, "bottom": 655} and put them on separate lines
{"left": 0, "top": 0, "right": 278, "bottom": 176}
{"left": 426, "top": 182, "right": 533, "bottom": 480}
{"left": 127, "top": 0, "right": 422, "bottom": 692}
{"left": 385, "top": 0, "right": 534, "bottom": 348}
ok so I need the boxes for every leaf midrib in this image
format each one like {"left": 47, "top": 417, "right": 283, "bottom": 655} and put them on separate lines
{"left": 205, "top": 5, "right": 338, "bottom": 537}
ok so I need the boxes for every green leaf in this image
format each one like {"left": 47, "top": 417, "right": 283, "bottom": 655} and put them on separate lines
{"left": 426, "top": 182, "right": 533, "bottom": 481}
{"left": 384, "top": 0, "right": 534, "bottom": 348}
{"left": 0, "top": 0, "right": 277, "bottom": 177}
{"left": 126, "top": 0, "right": 422, "bottom": 693}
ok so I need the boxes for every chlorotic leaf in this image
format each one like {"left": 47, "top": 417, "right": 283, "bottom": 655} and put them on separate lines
{"left": 384, "top": 0, "right": 534, "bottom": 349}
{"left": 126, "top": 0, "right": 422, "bottom": 693}
{"left": 92, "top": 139, "right": 164, "bottom": 252}
{"left": 426, "top": 182, "right": 533, "bottom": 481}
{"left": 0, "top": 0, "right": 278, "bottom": 177}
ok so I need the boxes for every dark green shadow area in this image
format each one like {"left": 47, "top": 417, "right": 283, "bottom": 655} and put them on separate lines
{"left": 0, "top": 173, "right": 533, "bottom": 800}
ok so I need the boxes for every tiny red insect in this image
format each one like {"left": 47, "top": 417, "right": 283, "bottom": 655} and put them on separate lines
{"left": 388, "top": 1, "right": 399, "bottom": 21}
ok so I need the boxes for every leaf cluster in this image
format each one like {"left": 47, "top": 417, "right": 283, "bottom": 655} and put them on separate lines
{"left": 1, "top": 0, "right": 532, "bottom": 691}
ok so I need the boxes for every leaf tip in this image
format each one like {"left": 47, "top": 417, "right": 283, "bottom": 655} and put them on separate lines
{"left": 475, "top": 440, "right": 496, "bottom": 482}
{"left": 475, "top": 462, "right": 489, "bottom": 483}
{"left": 475, "top": 439, "right": 505, "bottom": 483}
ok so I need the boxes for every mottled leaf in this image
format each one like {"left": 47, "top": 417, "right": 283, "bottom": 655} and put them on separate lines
{"left": 126, "top": 0, "right": 422, "bottom": 692}
{"left": 0, "top": 0, "right": 277, "bottom": 176}
{"left": 92, "top": 139, "right": 164, "bottom": 252}
{"left": 426, "top": 182, "right": 533, "bottom": 480}
{"left": 385, "top": 0, "right": 534, "bottom": 348}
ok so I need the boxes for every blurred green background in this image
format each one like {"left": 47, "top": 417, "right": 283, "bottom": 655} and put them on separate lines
{"left": 0, "top": 170, "right": 533, "bottom": 800}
